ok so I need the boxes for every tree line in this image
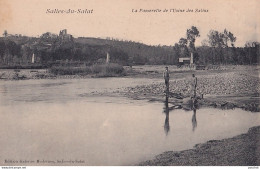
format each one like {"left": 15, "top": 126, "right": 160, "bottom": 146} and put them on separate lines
{"left": 0, "top": 28, "right": 259, "bottom": 66}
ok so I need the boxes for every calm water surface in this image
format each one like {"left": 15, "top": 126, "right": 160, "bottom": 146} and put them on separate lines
{"left": 0, "top": 78, "right": 259, "bottom": 165}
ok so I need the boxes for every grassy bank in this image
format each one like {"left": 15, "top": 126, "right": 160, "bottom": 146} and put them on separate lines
{"left": 0, "top": 63, "right": 126, "bottom": 80}
{"left": 49, "top": 63, "right": 125, "bottom": 77}
{"left": 0, "top": 64, "right": 48, "bottom": 69}
{"left": 139, "top": 126, "right": 260, "bottom": 166}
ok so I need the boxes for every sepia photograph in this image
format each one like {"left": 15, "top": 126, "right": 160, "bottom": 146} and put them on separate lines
{"left": 0, "top": 0, "right": 259, "bottom": 167}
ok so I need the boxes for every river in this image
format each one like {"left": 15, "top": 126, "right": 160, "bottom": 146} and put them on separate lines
{"left": 0, "top": 78, "right": 259, "bottom": 165}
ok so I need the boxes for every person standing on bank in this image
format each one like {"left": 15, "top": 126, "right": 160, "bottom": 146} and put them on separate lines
{"left": 191, "top": 74, "right": 197, "bottom": 98}
{"left": 163, "top": 67, "right": 170, "bottom": 95}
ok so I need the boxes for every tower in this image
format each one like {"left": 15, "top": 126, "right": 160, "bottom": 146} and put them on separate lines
{"left": 190, "top": 52, "right": 193, "bottom": 66}
{"left": 106, "top": 52, "right": 110, "bottom": 64}
{"left": 32, "top": 53, "right": 35, "bottom": 63}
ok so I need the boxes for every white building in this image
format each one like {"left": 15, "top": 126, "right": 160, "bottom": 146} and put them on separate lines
{"left": 179, "top": 53, "right": 193, "bottom": 66}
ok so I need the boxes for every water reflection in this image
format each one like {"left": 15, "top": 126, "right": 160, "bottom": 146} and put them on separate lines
{"left": 192, "top": 108, "right": 197, "bottom": 132}
{"left": 191, "top": 98, "right": 198, "bottom": 132}
{"left": 163, "top": 96, "right": 199, "bottom": 135}
{"left": 163, "top": 96, "right": 170, "bottom": 135}
{"left": 163, "top": 95, "right": 174, "bottom": 135}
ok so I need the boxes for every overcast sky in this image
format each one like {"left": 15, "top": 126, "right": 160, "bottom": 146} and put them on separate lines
{"left": 0, "top": 0, "right": 259, "bottom": 46}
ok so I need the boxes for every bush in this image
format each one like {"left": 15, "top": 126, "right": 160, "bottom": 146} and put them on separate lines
{"left": 49, "top": 66, "right": 92, "bottom": 75}
{"left": 49, "top": 63, "right": 125, "bottom": 77}
{"left": 91, "top": 63, "right": 125, "bottom": 77}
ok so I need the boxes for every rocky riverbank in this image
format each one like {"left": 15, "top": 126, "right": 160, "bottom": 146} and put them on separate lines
{"left": 109, "top": 70, "right": 260, "bottom": 112}
{"left": 121, "top": 71, "right": 259, "bottom": 97}
{"left": 0, "top": 69, "right": 53, "bottom": 80}
{"left": 139, "top": 126, "right": 260, "bottom": 166}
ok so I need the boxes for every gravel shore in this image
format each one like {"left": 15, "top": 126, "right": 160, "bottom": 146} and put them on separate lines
{"left": 122, "top": 71, "right": 259, "bottom": 97}
{"left": 139, "top": 126, "right": 260, "bottom": 166}
{"left": 116, "top": 70, "right": 260, "bottom": 112}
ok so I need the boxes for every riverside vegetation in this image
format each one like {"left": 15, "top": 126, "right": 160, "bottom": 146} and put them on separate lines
{"left": 0, "top": 27, "right": 259, "bottom": 67}
{"left": 49, "top": 63, "right": 125, "bottom": 77}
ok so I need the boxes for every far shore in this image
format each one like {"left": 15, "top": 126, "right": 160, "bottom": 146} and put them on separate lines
{"left": 0, "top": 64, "right": 259, "bottom": 80}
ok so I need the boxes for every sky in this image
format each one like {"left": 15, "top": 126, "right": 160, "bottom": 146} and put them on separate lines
{"left": 0, "top": 0, "right": 259, "bottom": 47}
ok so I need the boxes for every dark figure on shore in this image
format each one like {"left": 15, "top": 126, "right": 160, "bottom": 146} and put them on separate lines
{"left": 163, "top": 67, "right": 170, "bottom": 95}
{"left": 191, "top": 74, "right": 197, "bottom": 98}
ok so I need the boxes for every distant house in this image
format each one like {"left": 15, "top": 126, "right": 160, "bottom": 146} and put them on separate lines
{"left": 179, "top": 53, "right": 194, "bottom": 66}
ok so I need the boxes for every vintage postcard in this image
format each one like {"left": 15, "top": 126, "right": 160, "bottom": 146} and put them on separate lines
{"left": 0, "top": 0, "right": 259, "bottom": 167}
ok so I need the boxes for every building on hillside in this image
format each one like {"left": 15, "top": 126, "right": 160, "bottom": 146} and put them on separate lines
{"left": 59, "top": 29, "right": 73, "bottom": 41}
{"left": 59, "top": 29, "right": 67, "bottom": 35}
